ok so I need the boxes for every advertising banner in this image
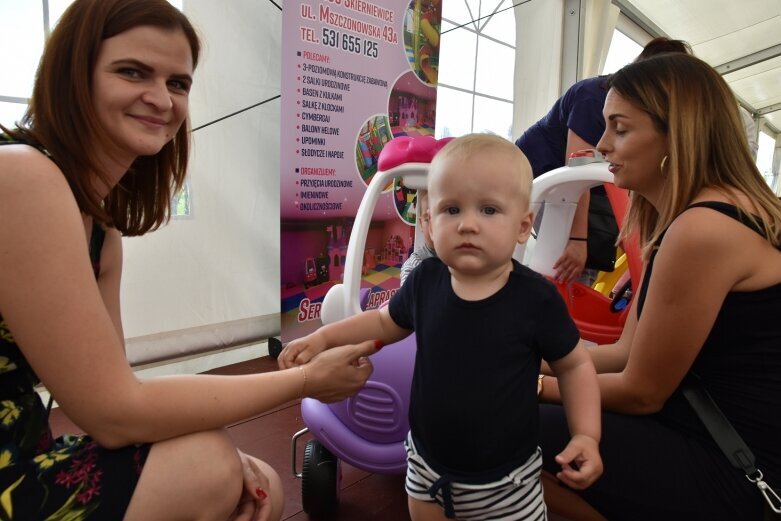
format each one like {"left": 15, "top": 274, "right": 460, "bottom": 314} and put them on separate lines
{"left": 280, "top": 0, "right": 442, "bottom": 342}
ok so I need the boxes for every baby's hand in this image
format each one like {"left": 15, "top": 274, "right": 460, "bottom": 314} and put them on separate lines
{"left": 277, "top": 333, "right": 327, "bottom": 369}
{"left": 554, "top": 434, "right": 602, "bottom": 490}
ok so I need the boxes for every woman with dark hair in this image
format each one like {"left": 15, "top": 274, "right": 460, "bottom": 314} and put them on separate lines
{"left": 515, "top": 37, "right": 691, "bottom": 283}
{"left": 0, "top": 1, "right": 374, "bottom": 519}
{"left": 539, "top": 53, "right": 781, "bottom": 521}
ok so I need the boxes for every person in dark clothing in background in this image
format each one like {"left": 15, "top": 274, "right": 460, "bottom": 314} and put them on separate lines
{"left": 515, "top": 37, "right": 691, "bottom": 283}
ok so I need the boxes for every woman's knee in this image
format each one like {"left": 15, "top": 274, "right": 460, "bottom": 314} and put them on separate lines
{"left": 126, "top": 429, "right": 243, "bottom": 520}
{"left": 167, "top": 429, "right": 243, "bottom": 486}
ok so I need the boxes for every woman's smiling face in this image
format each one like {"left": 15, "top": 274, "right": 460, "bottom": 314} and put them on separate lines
{"left": 91, "top": 25, "right": 194, "bottom": 167}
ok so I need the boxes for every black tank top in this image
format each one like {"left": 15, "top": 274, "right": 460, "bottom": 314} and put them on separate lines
{"left": 638, "top": 201, "right": 781, "bottom": 485}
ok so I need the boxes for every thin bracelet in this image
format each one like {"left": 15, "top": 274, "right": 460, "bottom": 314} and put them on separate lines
{"left": 298, "top": 365, "right": 308, "bottom": 397}
{"left": 537, "top": 374, "right": 545, "bottom": 397}
{"left": 568, "top": 237, "right": 587, "bottom": 241}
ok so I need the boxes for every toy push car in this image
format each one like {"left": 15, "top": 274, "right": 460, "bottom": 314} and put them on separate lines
{"left": 290, "top": 136, "right": 447, "bottom": 518}
{"left": 522, "top": 149, "right": 641, "bottom": 344}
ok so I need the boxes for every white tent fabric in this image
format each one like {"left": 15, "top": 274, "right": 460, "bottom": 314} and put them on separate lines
{"left": 581, "top": 0, "right": 619, "bottom": 78}
{"left": 511, "top": 0, "right": 565, "bottom": 137}
{"left": 510, "top": 0, "right": 618, "bottom": 139}
{"left": 613, "top": 0, "right": 780, "bottom": 196}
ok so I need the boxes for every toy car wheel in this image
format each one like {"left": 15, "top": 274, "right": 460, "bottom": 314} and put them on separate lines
{"left": 267, "top": 337, "right": 283, "bottom": 359}
{"left": 302, "top": 439, "right": 341, "bottom": 518}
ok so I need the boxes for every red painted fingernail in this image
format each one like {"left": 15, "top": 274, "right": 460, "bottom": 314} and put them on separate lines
{"left": 255, "top": 487, "right": 267, "bottom": 500}
{"left": 374, "top": 339, "right": 384, "bottom": 350}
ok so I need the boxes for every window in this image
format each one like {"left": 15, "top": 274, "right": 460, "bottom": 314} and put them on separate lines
{"left": 757, "top": 131, "right": 777, "bottom": 191}
{"left": 602, "top": 30, "right": 642, "bottom": 75}
{"left": 1, "top": 0, "right": 184, "bottom": 128}
{"left": 435, "top": 0, "right": 515, "bottom": 141}
{"left": 0, "top": 0, "right": 45, "bottom": 129}
{"left": 172, "top": 181, "right": 193, "bottom": 218}
{"left": 0, "top": 102, "right": 28, "bottom": 129}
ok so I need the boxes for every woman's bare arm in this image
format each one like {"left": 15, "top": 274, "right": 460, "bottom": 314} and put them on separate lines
{"left": 543, "top": 207, "right": 761, "bottom": 413}
{"left": 0, "top": 146, "right": 373, "bottom": 448}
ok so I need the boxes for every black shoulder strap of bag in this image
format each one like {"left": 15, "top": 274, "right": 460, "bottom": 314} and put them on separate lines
{"left": 681, "top": 375, "right": 781, "bottom": 516}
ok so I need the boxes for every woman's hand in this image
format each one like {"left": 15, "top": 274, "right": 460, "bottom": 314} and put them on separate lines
{"left": 554, "top": 434, "right": 603, "bottom": 490}
{"left": 228, "top": 451, "right": 274, "bottom": 521}
{"left": 303, "top": 341, "right": 376, "bottom": 402}
{"left": 553, "top": 240, "right": 587, "bottom": 284}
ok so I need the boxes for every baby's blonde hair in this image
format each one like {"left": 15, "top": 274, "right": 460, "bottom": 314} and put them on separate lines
{"left": 429, "top": 133, "right": 533, "bottom": 208}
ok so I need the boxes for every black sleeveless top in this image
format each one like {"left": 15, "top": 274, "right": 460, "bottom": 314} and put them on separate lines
{"left": 638, "top": 201, "right": 781, "bottom": 485}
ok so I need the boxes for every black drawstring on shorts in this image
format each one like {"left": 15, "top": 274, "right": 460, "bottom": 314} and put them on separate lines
{"left": 428, "top": 474, "right": 456, "bottom": 518}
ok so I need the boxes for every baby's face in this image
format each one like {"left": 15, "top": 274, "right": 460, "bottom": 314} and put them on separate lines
{"left": 427, "top": 150, "right": 532, "bottom": 276}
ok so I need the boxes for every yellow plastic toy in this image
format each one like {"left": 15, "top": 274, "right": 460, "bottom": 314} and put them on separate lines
{"left": 592, "top": 248, "right": 628, "bottom": 297}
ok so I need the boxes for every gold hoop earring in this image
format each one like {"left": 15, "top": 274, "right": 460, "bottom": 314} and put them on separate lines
{"left": 660, "top": 155, "right": 669, "bottom": 176}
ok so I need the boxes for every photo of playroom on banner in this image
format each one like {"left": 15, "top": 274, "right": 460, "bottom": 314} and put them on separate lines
{"left": 280, "top": 0, "right": 441, "bottom": 343}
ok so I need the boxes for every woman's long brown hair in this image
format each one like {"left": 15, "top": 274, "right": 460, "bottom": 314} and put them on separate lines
{"left": 4, "top": 0, "right": 200, "bottom": 236}
{"left": 609, "top": 53, "right": 781, "bottom": 259}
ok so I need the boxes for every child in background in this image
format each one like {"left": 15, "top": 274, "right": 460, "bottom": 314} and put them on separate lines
{"left": 280, "top": 134, "right": 602, "bottom": 520}
{"left": 400, "top": 189, "right": 436, "bottom": 286}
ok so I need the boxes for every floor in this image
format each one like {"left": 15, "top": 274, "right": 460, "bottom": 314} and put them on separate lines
{"left": 49, "top": 356, "right": 571, "bottom": 521}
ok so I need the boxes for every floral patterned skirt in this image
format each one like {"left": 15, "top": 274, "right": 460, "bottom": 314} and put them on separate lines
{"left": 0, "top": 393, "right": 150, "bottom": 520}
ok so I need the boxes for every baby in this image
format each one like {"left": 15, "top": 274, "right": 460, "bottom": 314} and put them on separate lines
{"left": 280, "top": 133, "right": 602, "bottom": 520}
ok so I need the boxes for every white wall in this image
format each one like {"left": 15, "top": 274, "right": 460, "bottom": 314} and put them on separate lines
{"left": 121, "top": 0, "right": 282, "bottom": 363}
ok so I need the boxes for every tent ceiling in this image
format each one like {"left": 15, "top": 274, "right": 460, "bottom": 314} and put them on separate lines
{"left": 613, "top": 0, "right": 781, "bottom": 133}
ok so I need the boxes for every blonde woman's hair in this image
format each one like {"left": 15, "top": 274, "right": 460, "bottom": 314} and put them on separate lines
{"left": 608, "top": 53, "right": 781, "bottom": 259}
{"left": 430, "top": 133, "right": 533, "bottom": 208}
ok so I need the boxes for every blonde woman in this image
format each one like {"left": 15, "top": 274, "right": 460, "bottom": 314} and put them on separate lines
{"left": 539, "top": 53, "right": 781, "bottom": 521}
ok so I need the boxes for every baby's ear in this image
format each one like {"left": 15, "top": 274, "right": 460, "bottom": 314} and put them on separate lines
{"left": 517, "top": 210, "right": 534, "bottom": 244}
{"left": 425, "top": 207, "right": 437, "bottom": 237}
